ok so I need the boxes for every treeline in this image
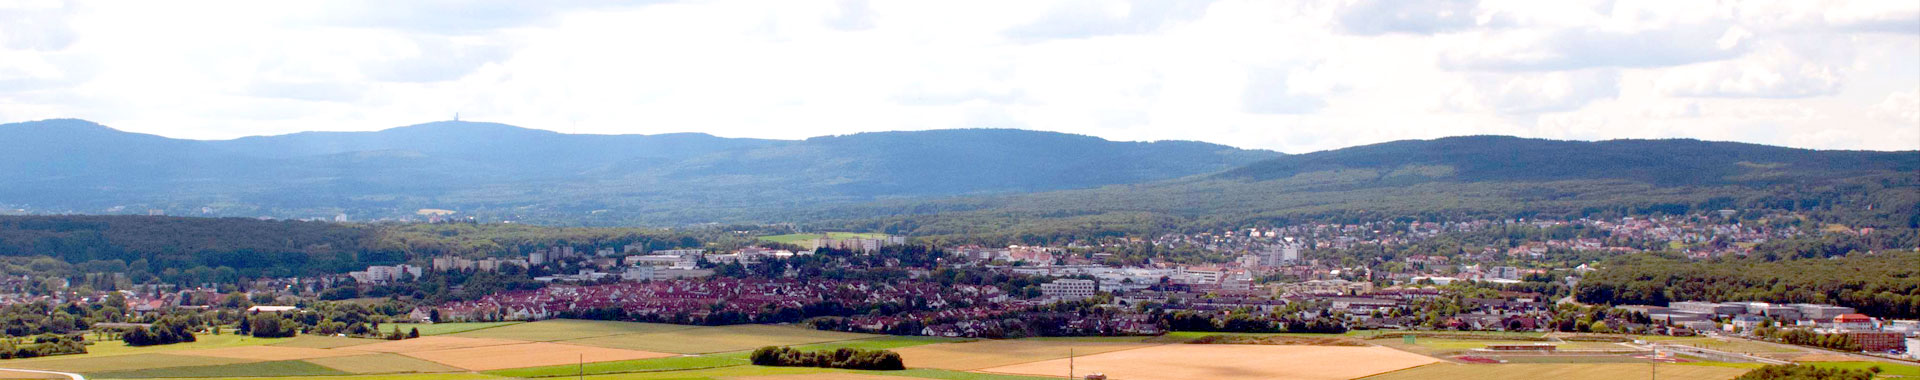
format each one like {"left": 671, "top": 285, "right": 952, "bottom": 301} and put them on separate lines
{"left": 0, "top": 215, "right": 715, "bottom": 289}
{"left": 1751, "top": 326, "right": 1858, "bottom": 352}
{"left": 749, "top": 346, "right": 904, "bottom": 370}
{"left": 1736, "top": 364, "right": 1876, "bottom": 380}
{"left": 0, "top": 334, "right": 85, "bottom": 359}
{"left": 1575, "top": 251, "right": 1920, "bottom": 318}
{"left": 1157, "top": 311, "right": 1347, "bottom": 334}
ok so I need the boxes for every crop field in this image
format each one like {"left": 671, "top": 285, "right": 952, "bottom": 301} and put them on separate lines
{"left": 339, "top": 336, "right": 525, "bottom": 353}
{"left": 173, "top": 345, "right": 372, "bottom": 361}
{"left": 0, "top": 370, "right": 63, "bottom": 379}
{"left": 450, "top": 319, "right": 694, "bottom": 341}
{"left": 267, "top": 335, "right": 386, "bottom": 349}
{"left": 982, "top": 344, "right": 1440, "bottom": 380}
{"left": 385, "top": 321, "right": 522, "bottom": 336}
{"left": 563, "top": 324, "right": 878, "bottom": 354}
{"left": 86, "top": 360, "right": 348, "bottom": 378}
{"left": 398, "top": 342, "right": 677, "bottom": 371}
{"left": 5, "top": 353, "right": 255, "bottom": 373}
{"left": 304, "top": 353, "right": 467, "bottom": 374}
{"left": 892, "top": 339, "right": 1159, "bottom": 370}
{"left": 1361, "top": 363, "right": 1751, "bottom": 380}
{"left": 0, "top": 322, "right": 1776, "bottom": 380}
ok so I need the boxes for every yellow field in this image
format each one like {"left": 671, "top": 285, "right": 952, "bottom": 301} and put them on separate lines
{"left": 304, "top": 353, "right": 468, "bottom": 374}
{"left": 564, "top": 324, "right": 876, "bottom": 354}
{"left": 0, "top": 370, "right": 63, "bottom": 379}
{"left": 892, "top": 339, "right": 1158, "bottom": 370}
{"left": 1361, "top": 363, "right": 1751, "bottom": 380}
{"left": 982, "top": 344, "right": 1440, "bottom": 380}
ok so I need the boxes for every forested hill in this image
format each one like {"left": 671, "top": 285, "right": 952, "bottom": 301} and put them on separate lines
{"left": 804, "top": 137, "right": 1919, "bottom": 243}
{"left": 0, "top": 119, "right": 1277, "bottom": 223}
{"left": 1217, "top": 136, "right": 1917, "bottom": 186}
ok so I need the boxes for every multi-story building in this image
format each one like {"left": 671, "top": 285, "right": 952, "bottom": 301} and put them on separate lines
{"left": 1845, "top": 331, "right": 1905, "bottom": 352}
{"left": 1670, "top": 301, "right": 1745, "bottom": 317}
{"left": 1040, "top": 279, "right": 1097, "bottom": 301}
{"left": 1794, "top": 304, "right": 1856, "bottom": 320}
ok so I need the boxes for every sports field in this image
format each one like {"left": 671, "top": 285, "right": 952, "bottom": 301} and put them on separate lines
{"left": 982, "top": 344, "right": 1440, "bottom": 380}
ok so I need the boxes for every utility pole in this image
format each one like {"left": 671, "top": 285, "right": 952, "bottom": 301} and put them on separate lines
{"left": 577, "top": 353, "right": 584, "bottom": 380}
{"left": 1068, "top": 347, "right": 1074, "bottom": 380}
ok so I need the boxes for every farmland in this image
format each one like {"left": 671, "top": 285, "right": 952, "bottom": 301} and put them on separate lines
{"left": 0, "top": 320, "right": 1811, "bottom": 380}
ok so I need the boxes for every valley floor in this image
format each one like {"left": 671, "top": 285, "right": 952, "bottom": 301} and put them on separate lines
{"left": 4, "top": 320, "right": 1914, "bottom": 380}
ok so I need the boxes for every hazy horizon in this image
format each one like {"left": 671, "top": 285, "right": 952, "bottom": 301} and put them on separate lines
{"left": 2, "top": 1, "right": 1915, "bottom": 154}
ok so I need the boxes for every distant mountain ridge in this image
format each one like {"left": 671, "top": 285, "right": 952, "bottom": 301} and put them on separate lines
{"left": 1218, "top": 135, "right": 1917, "bottom": 186}
{"left": 0, "top": 119, "right": 1278, "bottom": 222}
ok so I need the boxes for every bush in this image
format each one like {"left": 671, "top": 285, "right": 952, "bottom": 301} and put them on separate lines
{"left": 247, "top": 314, "right": 299, "bottom": 338}
{"left": 749, "top": 346, "right": 904, "bottom": 370}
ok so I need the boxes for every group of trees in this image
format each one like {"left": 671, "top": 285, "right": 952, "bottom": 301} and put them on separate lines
{"left": 121, "top": 316, "right": 198, "bottom": 346}
{"left": 748, "top": 346, "right": 904, "bottom": 370}
{"left": 1576, "top": 251, "right": 1920, "bottom": 318}
{"left": 239, "top": 313, "right": 300, "bottom": 338}
{"left": 1154, "top": 310, "right": 1348, "bottom": 334}
{"left": 1750, "top": 326, "right": 1859, "bottom": 352}
{"left": 1736, "top": 364, "right": 1877, "bottom": 380}
{"left": 0, "top": 334, "right": 86, "bottom": 359}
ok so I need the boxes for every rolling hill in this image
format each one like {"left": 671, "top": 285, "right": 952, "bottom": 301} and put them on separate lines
{"left": 798, "top": 136, "right": 1920, "bottom": 242}
{"left": 0, "top": 119, "right": 1278, "bottom": 223}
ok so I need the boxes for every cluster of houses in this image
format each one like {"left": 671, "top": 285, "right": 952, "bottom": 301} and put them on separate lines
{"left": 421, "top": 278, "right": 1005, "bottom": 323}
{"left": 1622, "top": 301, "right": 1918, "bottom": 355}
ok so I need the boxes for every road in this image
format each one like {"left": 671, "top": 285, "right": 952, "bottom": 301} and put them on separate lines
{"left": 0, "top": 368, "right": 84, "bottom": 380}
{"left": 1708, "top": 334, "right": 1919, "bottom": 366}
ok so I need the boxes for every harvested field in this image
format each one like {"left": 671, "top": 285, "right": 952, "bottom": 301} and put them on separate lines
{"left": 339, "top": 336, "right": 526, "bottom": 353}
{"left": 982, "top": 344, "right": 1439, "bottom": 380}
{"left": 5, "top": 353, "right": 254, "bottom": 373}
{"left": 173, "top": 345, "right": 370, "bottom": 361}
{"left": 1360, "top": 363, "right": 1750, "bottom": 380}
{"left": 892, "top": 339, "right": 1157, "bottom": 370}
{"left": 1183, "top": 334, "right": 1367, "bottom": 346}
{"left": 565, "top": 324, "right": 875, "bottom": 354}
{"left": 720, "top": 374, "right": 918, "bottom": 380}
{"left": 269, "top": 335, "right": 387, "bottom": 349}
{"left": 305, "top": 353, "right": 466, "bottom": 374}
{"left": 450, "top": 319, "right": 694, "bottom": 341}
{"left": 400, "top": 342, "right": 677, "bottom": 371}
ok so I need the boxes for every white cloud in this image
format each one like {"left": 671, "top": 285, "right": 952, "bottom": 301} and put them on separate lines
{"left": 0, "top": 0, "right": 1913, "bottom": 153}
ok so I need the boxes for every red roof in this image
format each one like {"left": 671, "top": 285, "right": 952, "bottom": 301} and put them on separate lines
{"left": 1834, "top": 313, "right": 1872, "bottom": 322}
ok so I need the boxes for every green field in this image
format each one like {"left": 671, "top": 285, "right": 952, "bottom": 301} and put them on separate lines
{"left": 97, "top": 374, "right": 506, "bottom": 380}
{"left": 7, "top": 353, "right": 254, "bottom": 373}
{"left": 451, "top": 319, "right": 694, "bottom": 341}
{"left": 268, "top": 335, "right": 386, "bottom": 349}
{"left": 305, "top": 353, "right": 466, "bottom": 374}
{"left": 759, "top": 232, "right": 888, "bottom": 246}
{"left": 486, "top": 335, "right": 964, "bottom": 378}
{"left": 87, "top": 360, "right": 348, "bottom": 378}
{"left": 1804, "top": 361, "right": 1920, "bottom": 378}
{"left": 385, "top": 322, "right": 522, "bottom": 336}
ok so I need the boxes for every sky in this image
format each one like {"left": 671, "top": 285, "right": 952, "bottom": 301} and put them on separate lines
{"left": 0, "top": 0, "right": 1916, "bottom": 153}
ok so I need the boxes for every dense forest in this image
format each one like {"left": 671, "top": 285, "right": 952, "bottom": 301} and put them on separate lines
{"left": 1575, "top": 251, "right": 1920, "bottom": 318}
{"left": 0, "top": 216, "right": 716, "bottom": 286}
